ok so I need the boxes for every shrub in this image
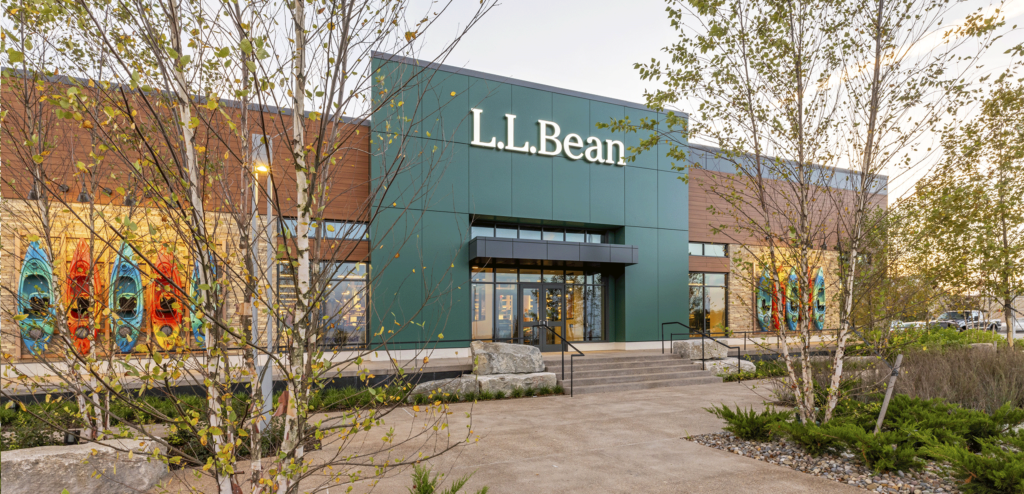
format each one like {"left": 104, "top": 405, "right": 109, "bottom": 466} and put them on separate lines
{"left": 896, "top": 347, "right": 1024, "bottom": 413}
{"left": 510, "top": 388, "right": 525, "bottom": 398}
{"left": 830, "top": 422, "right": 923, "bottom": 473}
{"left": 774, "top": 421, "right": 846, "bottom": 456}
{"left": 721, "top": 359, "right": 787, "bottom": 382}
{"left": 493, "top": 390, "right": 507, "bottom": 400}
{"left": 536, "top": 386, "right": 553, "bottom": 396}
{"left": 408, "top": 464, "right": 488, "bottom": 494}
{"left": 478, "top": 390, "right": 495, "bottom": 401}
{"left": 553, "top": 384, "right": 564, "bottom": 395}
{"left": 926, "top": 435, "right": 1024, "bottom": 494}
{"left": 706, "top": 404, "right": 792, "bottom": 441}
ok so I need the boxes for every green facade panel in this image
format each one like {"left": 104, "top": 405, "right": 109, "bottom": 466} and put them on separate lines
{"left": 658, "top": 229, "right": 690, "bottom": 338}
{"left": 369, "top": 207, "right": 424, "bottom": 346}
{"left": 511, "top": 154, "right": 553, "bottom": 220}
{"left": 658, "top": 171, "right": 688, "bottom": 231}
{"left": 468, "top": 146, "right": 512, "bottom": 216}
{"left": 625, "top": 166, "right": 658, "bottom": 228}
{"left": 625, "top": 107, "right": 659, "bottom": 170}
{"left": 371, "top": 55, "right": 691, "bottom": 346}
{"left": 551, "top": 156, "right": 591, "bottom": 223}
{"left": 422, "top": 141, "right": 469, "bottom": 213}
{"left": 419, "top": 211, "right": 471, "bottom": 346}
{"left": 590, "top": 165, "right": 625, "bottom": 225}
{"left": 622, "top": 227, "right": 660, "bottom": 341}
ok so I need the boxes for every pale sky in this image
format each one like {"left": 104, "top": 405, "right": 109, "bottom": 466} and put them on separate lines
{"left": 409, "top": 0, "right": 1024, "bottom": 202}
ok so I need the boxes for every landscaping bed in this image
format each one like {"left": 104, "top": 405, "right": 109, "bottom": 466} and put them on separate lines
{"left": 688, "top": 431, "right": 961, "bottom": 493}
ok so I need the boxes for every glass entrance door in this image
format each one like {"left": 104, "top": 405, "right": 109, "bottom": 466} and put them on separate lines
{"left": 519, "top": 283, "right": 565, "bottom": 352}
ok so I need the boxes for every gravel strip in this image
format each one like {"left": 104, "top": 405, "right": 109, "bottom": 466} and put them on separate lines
{"left": 686, "top": 432, "right": 962, "bottom": 493}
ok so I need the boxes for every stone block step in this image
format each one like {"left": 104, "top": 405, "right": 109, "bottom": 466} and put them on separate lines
{"left": 565, "top": 375, "right": 723, "bottom": 395}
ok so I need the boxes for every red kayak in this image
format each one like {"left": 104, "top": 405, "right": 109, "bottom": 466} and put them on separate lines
{"left": 68, "top": 239, "right": 99, "bottom": 354}
{"left": 150, "top": 251, "right": 185, "bottom": 350}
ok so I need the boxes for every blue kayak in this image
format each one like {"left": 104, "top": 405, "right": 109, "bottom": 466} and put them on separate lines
{"left": 19, "top": 241, "right": 55, "bottom": 355}
{"left": 110, "top": 242, "right": 144, "bottom": 352}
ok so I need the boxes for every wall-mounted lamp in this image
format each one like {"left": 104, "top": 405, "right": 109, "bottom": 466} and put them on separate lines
{"left": 57, "top": 184, "right": 70, "bottom": 193}
{"left": 78, "top": 191, "right": 92, "bottom": 203}
{"left": 123, "top": 193, "right": 135, "bottom": 206}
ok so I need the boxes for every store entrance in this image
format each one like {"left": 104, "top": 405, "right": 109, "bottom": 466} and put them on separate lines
{"left": 519, "top": 283, "right": 565, "bottom": 352}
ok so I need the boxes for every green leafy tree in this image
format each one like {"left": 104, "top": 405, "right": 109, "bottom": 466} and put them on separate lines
{"left": 609, "top": 0, "right": 1010, "bottom": 423}
{"left": 909, "top": 83, "right": 1024, "bottom": 348}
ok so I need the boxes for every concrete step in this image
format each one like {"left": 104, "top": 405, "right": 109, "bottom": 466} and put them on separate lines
{"left": 549, "top": 360, "right": 702, "bottom": 375}
{"left": 550, "top": 366, "right": 705, "bottom": 381}
{"left": 566, "top": 375, "right": 723, "bottom": 395}
{"left": 545, "top": 358, "right": 696, "bottom": 373}
{"left": 542, "top": 353, "right": 679, "bottom": 366}
{"left": 566, "top": 369, "right": 712, "bottom": 386}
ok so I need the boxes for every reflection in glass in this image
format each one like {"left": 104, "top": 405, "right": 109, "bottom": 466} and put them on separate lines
{"left": 566, "top": 285, "right": 584, "bottom": 341}
{"left": 689, "top": 242, "right": 703, "bottom": 256}
{"left": 521, "top": 287, "right": 540, "bottom": 344}
{"left": 472, "top": 284, "right": 493, "bottom": 339}
{"left": 543, "top": 230, "right": 563, "bottom": 241}
{"left": 496, "top": 284, "right": 517, "bottom": 340}
{"left": 495, "top": 227, "right": 518, "bottom": 238}
{"left": 471, "top": 225, "right": 494, "bottom": 239}
{"left": 564, "top": 270, "right": 584, "bottom": 284}
{"left": 689, "top": 286, "right": 705, "bottom": 335}
{"left": 322, "top": 278, "right": 366, "bottom": 346}
{"left": 519, "top": 228, "right": 542, "bottom": 240}
{"left": 471, "top": 266, "right": 493, "bottom": 282}
{"left": 705, "top": 273, "right": 726, "bottom": 286}
{"left": 707, "top": 286, "right": 726, "bottom": 335}
{"left": 586, "top": 232, "right": 603, "bottom": 243}
{"left": 519, "top": 269, "right": 541, "bottom": 283}
{"left": 565, "top": 231, "right": 586, "bottom": 242}
{"left": 689, "top": 273, "right": 704, "bottom": 285}
{"left": 495, "top": 268, "right": 517, "bottom": 283}
{"left": 584, "top": 285, "right": 603, "bottom": 340}
{"left": 545, "top": 287, "right": 563, "bottom": 322}
{"left": 704, "top": 244, "right": 727, "bottom": 257}
{"left": 542, "top": 269, "right": 564, "bottom": 283}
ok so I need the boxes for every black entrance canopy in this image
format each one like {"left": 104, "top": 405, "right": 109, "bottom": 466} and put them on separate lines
{"left": 468, "top": 237, "right": 639, "bottom": 266}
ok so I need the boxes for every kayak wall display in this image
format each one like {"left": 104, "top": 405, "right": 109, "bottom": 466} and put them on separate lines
{"left": 810, "top": 267, "right": 826, "bottom": 331}
{"left": 18, "top": 241, "right": 56, "bottom": 355}
{"left": 67, "top": 239, "right": 99, "bottom": 354}
{"left": 150, "top": 251, "right": 185, "bottom": 350}
{"left": 110, "top": 242, "right": 145, "bottom": 352}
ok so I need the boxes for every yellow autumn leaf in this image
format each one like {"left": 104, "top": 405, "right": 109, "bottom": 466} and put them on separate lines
{"left": 450, "top": 91, "right": 456, "bottom": 97}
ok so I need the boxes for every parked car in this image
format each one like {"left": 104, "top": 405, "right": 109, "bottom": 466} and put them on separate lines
{"left": 930, "top": 310, "right": 1003, "bottom": 332}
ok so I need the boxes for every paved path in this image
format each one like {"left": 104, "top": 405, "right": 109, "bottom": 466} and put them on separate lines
{"left": 155, "top": 381, "right": 863, "bottom": 493}
{"left": 355, "top": 382, "right": 861, "bottom": 494}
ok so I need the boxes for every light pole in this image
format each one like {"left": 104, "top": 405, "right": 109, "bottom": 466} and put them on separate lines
{"left": 253, "top": 160, "right": 275, "bottom": 429}
{"left": 252, "top": 144, "right": 275, "bottom": 430}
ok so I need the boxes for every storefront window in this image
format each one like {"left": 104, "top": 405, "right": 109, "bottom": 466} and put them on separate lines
{"left": 689, "top": 272, "right": 727, "bottom": 337}
{"left": 470, "top": 267, "right": 605, "bottom": 342}
{"left": 278, "top": 261, "right": 368, "bottom": 348}
{"left": 471, "top": 224, "right": 607, "bottom": 244}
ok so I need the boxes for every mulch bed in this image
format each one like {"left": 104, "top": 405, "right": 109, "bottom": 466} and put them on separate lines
{"left": 686, "top": 432, "right": 962, "bottom": 493}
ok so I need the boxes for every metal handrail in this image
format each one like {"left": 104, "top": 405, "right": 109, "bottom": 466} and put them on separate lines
{"left": 661, "top": 321, "right": 742, "bottom": 373}
{"left": 526, "top": 323, "right": 585, "bottom": 397}
{"left": 660, "top": 321, "right": 691, "bottom": 354}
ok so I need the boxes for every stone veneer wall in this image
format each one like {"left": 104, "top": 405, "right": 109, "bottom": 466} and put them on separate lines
{"left": 725, "top": 243, "right": 843, "bottom": 335}
{"left": 1, "top": 199, "right": 248, "bottom": 361}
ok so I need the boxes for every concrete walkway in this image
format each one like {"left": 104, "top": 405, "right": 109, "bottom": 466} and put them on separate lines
{"left": 154, "top": 381, "right": 862, "bottom": 493}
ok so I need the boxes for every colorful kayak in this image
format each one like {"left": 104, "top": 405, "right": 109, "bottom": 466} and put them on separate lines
{"left": 150, "top": 252, "right": 185, "bottom": 350}
{"left": 18, "top": 241, "right": 55, "bottom": 355}
{"left": 810, "top": 267, "right": 825, "bottom": 331}
{"left": 755, "top": 269, "right": 774, "bottom": 332}
{"left": 110, "top": 242, "right": 144, "bottom": 352}
{"left": 781, "top": 267, "right": 799, "bottom": 332}
{"left": 188, "top": 258, "right": 205, "bottom": 346}
{"left": 68, "top": 239, "right": 99, "bottom": 354}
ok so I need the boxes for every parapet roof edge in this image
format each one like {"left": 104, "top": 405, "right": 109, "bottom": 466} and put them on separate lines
{"left": 687, "top": 142, "right": 889, "bottom": 182}
{"left": 371, "top": 51, "right": 678, "bottom": 115}
{"left": 1, "top": 67, "right": 369, "bottom": 127}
